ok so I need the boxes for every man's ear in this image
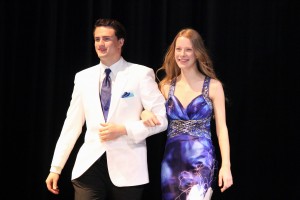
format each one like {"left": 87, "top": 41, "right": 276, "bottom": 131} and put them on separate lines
{"left": 119, "top": 38, "right": 125, "bottom": 47}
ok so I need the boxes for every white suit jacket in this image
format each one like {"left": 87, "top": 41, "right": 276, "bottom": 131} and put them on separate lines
{"left": 49, "top": 58, "right": 168, "bottom": 187}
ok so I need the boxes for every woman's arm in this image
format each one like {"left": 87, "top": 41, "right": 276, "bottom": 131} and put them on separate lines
{"left": 210, "top": 79, "right": 233, "bottom": 192}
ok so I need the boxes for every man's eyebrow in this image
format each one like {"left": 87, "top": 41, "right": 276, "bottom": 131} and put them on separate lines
{"left": 95, "top": 36, "right": 114, "bottom": 38}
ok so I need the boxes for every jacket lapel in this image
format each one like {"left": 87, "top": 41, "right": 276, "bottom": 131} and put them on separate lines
{"left": 88, "top": 65, "right": 105, "bottom": 122}
{"left": 106, "top": 65, "right": 129, "bottom": 121}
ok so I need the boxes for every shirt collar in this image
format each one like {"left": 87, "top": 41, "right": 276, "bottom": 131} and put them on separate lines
{"left": 100, "top": 57, "right": 124, "bottom": 79}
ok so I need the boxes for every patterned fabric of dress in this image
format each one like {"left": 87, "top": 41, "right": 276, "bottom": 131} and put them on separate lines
{"left": 161, "top": 76, "right": 218, "bottom": 200}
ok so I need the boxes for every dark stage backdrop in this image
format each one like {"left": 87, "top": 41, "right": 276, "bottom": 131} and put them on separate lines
{"left": 1, "top": 0, "right": 299, "bottom": 199}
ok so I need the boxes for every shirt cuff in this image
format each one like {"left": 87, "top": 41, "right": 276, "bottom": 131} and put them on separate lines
{"left": 50, "top": 166, "right": 62, "bottom": 174}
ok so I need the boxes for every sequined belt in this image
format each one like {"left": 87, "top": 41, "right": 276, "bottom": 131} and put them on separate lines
{"left": 167, "top": 119, "right": 211, "bottom": 138}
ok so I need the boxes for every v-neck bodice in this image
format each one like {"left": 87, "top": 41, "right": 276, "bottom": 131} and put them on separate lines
{"left": 166, "top": 76, "right": 213, "bottom": 120}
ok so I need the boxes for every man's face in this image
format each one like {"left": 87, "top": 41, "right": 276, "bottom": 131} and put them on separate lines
{"left": 94, "top": 26, "right": 124, "bottom": 66}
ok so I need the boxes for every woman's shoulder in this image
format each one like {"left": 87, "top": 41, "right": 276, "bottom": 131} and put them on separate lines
{"left": 208, "top": 77, "right": 224, "bottom": 99}
{"left": 208, "top": 77, "right": 223, "bottom": 88}
{"left": 160, "top": 81, "right": 171, "bottom": 99}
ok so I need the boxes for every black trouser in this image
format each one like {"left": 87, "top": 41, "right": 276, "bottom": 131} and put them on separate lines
{"left": 72, "top": 153, "right": 145, "bottom": 200}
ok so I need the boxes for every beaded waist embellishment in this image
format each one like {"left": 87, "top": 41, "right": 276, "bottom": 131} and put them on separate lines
{"left": 167, "top": 118, "right": 211, "bottom": 139}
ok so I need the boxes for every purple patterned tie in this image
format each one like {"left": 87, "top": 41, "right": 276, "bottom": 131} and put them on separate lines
{"left": 100, "top": 68, "right": 111, "bottom": 121}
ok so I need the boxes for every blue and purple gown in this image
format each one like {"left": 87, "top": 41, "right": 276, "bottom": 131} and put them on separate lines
{"left": 161, "top": 76, "right": 218, "bottom": 200}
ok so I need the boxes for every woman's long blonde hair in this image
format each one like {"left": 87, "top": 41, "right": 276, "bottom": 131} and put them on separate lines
{"left": 157, "top": 28, "right": 218, "bottom": 90}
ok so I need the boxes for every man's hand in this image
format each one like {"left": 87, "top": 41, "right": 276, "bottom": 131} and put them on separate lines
{"left": 45, "top": 172, "right": 60, "bottom": 195}
{"left": 99, "top": 123, "right": 127, "bottom": 142}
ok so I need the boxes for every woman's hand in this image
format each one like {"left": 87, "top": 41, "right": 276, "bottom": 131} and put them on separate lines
{"left": 141, "top": 110, "right": 161, "bottom": 127}
{"left": 218, "top": 165, "right": 233, "bottom": 192}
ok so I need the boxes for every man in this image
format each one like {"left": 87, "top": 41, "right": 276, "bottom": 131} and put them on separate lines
{"left": 45, "top": 18, "right": 167, "bottom": 200}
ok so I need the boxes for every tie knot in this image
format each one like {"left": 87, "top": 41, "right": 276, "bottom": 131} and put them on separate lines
{"left": 105, "top": 68, "right": 111, "bottom": 76}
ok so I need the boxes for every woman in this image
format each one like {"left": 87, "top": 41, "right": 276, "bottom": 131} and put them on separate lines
{"left": 142, "top": 28, "right": 233, "bottom": 200}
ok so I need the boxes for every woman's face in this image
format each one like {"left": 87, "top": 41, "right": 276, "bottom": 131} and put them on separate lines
{"left": 175, "top": 36, "right": 196, "bottom": 70}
